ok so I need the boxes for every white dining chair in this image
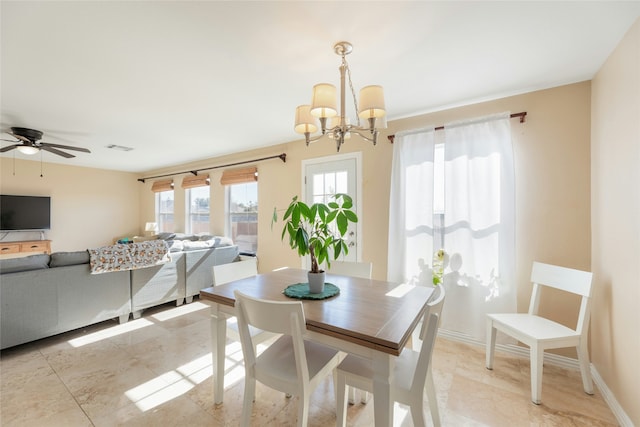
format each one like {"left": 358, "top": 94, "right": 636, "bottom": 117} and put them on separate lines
{"left": 234, "top": 290, "right": 343, "bottom": 427}
{"left": 327, "top": 260, "right": 373, "bottom": 404}
{"left": 212, "top": 258, "right": 275, "bottom": 347}
{"left": 327, "top": 260, "right": 373, "bottom": 280}
{"left": 486, "top": 261, "right": 594, "bottom": 404}
{"left": 336, "top": 286, "right": 445, "bottom": 427}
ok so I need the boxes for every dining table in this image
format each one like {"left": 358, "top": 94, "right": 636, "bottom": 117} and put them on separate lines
{"left": 200, "top": 267, "right": 434, "bottom": 427}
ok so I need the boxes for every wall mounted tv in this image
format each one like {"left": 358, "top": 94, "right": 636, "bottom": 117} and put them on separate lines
{"left": 0, "top": 195, "right": 51, "bottom": 231}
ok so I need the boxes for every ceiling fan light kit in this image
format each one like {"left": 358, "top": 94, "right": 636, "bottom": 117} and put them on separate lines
{"left": 294, "top": 41, "right": 386, "bottom": 152}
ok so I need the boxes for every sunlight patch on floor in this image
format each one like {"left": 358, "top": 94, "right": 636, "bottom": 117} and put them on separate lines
{"left": 151, "top": 301, "right": 208, "bottom": 321}
{"left": 67, "top": 318, "right": 154, "bottom": 348}
{"left": 123, "top": 340, "right": 259, "bottom": 412}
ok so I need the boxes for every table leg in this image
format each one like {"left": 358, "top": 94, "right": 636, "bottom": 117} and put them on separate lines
{"left": 372, "top": 352, "right": 394, "bottom": 427}
{"left": 210, "top": 303, "right": 227, "bottom": 404}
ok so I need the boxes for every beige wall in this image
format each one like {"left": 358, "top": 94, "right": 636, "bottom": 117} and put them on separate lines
{"left": 591, "top": 18, "right": 640, "bottom": 426}
{"left": 0, "top": 157, "right": 141, "bottom": 251}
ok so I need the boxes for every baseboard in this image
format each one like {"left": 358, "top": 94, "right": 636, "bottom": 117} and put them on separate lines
{"left": 437, "top": 329, "right": 632, "bottom": 426}
{"left": 590, "top": 365, "right": 634, "bottom": 427}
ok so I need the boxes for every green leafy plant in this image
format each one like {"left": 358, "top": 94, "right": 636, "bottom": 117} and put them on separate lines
{"left": 272, "top": 194, "right": 358, "bottom": 273}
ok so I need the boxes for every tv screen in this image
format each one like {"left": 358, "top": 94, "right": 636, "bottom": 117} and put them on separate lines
{"left": 0, "top": 195, "right": 51, "bottom": 230}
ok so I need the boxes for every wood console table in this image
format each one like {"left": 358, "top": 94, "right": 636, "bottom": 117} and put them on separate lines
{"left": 0, "top": 240, "right": 51, "bottom": 257}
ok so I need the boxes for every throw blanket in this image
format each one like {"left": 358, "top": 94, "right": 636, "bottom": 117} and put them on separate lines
{"left": 89, "top": 240, "right": 170, "bottom": 274}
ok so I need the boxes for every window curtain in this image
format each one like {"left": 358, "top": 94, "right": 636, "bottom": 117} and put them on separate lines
{"left": 388, "top": 113, "right": 515, "bottom": 341}
{"left": 387, "top": 127, "right": 436, "bottom": 285}
{"left": 440, "top": 113, "right": 515, "bottom": 340}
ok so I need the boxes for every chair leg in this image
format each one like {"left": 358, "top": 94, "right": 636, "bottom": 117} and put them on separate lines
{"left": 336, "top": 373, "right": 348, "bottom": 427}
{"left": 410, "top": 398, "right": 427, "bottom": 427}
{"left": 530, "top": 346, "right": 544, "bottom": 405}
{"left": 348, "top": 386, "right": 356, "bottom": 405}
{"left": 425, "top": 369, "right": 441, "bottom": 427}
{"left": 297, "top": 392, "right": 310, "bottom": 427}
{"left": 241, "top": 377, "right": 256, "bottom": 427}
{"left": 486, "top": 319, "right": 497, "bottom": 369}
{"left": 577, "top": 341, "right": 594, "bottom": 395}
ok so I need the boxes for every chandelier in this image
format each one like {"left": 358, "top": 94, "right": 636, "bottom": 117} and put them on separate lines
{"left": 294, "top": 41, "right": 386, "bottom": 152}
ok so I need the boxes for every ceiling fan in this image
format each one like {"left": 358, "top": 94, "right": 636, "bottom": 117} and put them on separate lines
{"left": 0, "top": 127, "right": 91, "bottom": 158}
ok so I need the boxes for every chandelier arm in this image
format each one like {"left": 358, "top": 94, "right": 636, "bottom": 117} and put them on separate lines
{"left": 348, "top": 128, "right": 379, "bottom": 146}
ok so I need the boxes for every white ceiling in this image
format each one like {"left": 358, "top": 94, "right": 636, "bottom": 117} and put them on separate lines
{"left": 1, "top": 1, "right": 639, "bottom": 173}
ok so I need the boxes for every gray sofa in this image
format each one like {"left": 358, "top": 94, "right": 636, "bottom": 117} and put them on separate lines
{"left": 0, "top": 252, "right": 131, "bottom": 350}
{"left": 1, "top": 237, "right": 239, "bottom": 349}
{"left": 130, "top": 236, "right": 239, "bottom": 318}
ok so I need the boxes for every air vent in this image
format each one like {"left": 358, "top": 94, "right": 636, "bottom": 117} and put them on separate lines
{"left": 105, "top": 144, "right": 134, "bottom": 152}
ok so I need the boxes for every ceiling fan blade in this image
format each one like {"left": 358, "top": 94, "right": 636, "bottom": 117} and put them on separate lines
{"left": 0, "top": 144, "right": 20, "bottom": 153}
{"left": 41, "top": 146, "right": 75, "bottom": 158}
{"left": 40, "top": 142, "right": 91, "bottom": 153}
{"left": 0, "top": 138, "right": 19, "bottom": 143}
{"left": 8, "top": 132, "right": 31, "bottom": 144}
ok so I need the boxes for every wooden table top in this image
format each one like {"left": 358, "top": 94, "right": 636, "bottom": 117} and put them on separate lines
{"left": 200, "top": 268, "right": 434, "bottom": 356}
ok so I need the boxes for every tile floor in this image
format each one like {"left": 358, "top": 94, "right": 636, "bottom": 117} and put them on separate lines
{"left": 1, "top": 300, "right": 618, "bottom": 426}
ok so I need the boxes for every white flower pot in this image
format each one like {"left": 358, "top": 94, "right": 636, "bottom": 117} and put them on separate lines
{"left": 307, "top": 271, "right": 326, "bottom": 294}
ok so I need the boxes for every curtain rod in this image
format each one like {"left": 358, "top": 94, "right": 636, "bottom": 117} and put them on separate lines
{"left": 387, "top": 112, "right": 527, "bottom": 144}
{"left": 137, "top": 153, "right": 287, "bottom": 183}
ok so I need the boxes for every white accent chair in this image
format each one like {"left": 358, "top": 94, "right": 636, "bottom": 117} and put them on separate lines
{"left": 234, "top": 291, "right": 343, "bottom": 427}
{"left": 327, "top": 260, "right": 373, "bottom": 280}
{"left": 336, "top": 286, "right": 445, "bottom": 427}
{"left": 486, "top": 261, "right": 594, "bottom": 404}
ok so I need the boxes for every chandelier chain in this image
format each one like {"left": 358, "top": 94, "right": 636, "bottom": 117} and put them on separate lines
{"left": 342, "top": 56, "right": 361, "bottom": 127}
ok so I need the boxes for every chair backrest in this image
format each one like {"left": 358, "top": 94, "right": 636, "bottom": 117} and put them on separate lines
{"left": 528, "top": 262, "right": 593, "bottom": 335}
{"left": 234, "top": 290, "right": 310, "bottom": 383}
{"left": 418, "top": 285, "right": 446, "bottom": 340}
{"left": 327, "top": 261, "right": 372, "bottom": 279}
{"left": 213, "top": 258, "right": 258, "bottom": 285}
{"left": 411, "top": 312, "right": 440, "bottom": 393}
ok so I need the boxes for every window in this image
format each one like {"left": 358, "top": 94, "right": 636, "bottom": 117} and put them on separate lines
{"left": 186, "top": 186, "right": 210, "bottom": 234}
{"left": 227, "top": 182, "right": 258, "bottom": 254}
{"left": 155, "top": 190, "right": 174, "bottom": 232}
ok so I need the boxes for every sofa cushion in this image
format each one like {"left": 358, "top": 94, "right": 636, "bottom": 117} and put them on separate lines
{"left": 0, "top": 254, "right": 50, "bottom": 273}
{"left": 157, "top": 232, "right": 176, "bottom": 241}
{"left": 49, "top": 250, "right": 90, "bottom": 268}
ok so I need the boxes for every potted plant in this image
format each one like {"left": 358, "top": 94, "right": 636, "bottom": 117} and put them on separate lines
{"left": 273, "top": 193, "right": 358, "bottom": 293}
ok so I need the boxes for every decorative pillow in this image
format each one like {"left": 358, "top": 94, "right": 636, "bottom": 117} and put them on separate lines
{"left": 213, "top": 236, "right": 234, "bottom": 247}
{"left": 0, "top": 254, "right": 50, "bottom": 273}
{"left": 157, "top": 232, "right": 176, "bottom": 241}
{"left": 49, "top": 250, "right": 90, "bottom": 267}
{"left": 167, "top": 240, "right": 184, "bottom": 252}
{"left": 173, "top": 233, "right": 200, "bottom": 241}
{"left": 182, "top": 240, "right": 210, "bottom": 251}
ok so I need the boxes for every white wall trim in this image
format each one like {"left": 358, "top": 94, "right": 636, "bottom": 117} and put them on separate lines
{"left": 438, "top": 329, "right": 632, "bottom": 426}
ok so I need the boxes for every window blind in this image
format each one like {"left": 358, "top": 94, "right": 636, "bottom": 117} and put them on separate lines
{"left": 181, "top": 174, "right": 210, "bottom": 189}
{"left": 220, "top": 167, "right": 258, "bottom": 185}
{"left": 151, "top": 179, "right": 174, "bottom": 192}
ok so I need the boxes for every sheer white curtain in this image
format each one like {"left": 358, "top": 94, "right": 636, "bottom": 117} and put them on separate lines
{"left": 387, "top": 128, "right": 436, "bottom": 285}
{"left": 388, "top": 113, "right": 515, "bottom": 341}
{"left": 440, "top": 113, "right": 515, "bottom": 340}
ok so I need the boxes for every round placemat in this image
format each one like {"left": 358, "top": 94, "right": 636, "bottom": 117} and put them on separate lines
{"left": 283, "top": 282, "right": 340, "bottom": 300}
